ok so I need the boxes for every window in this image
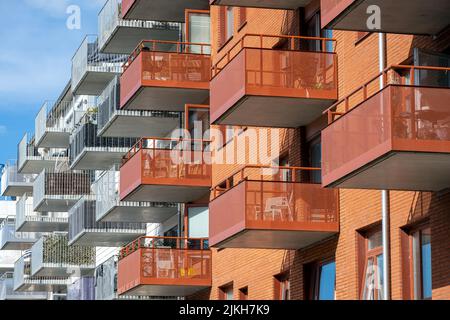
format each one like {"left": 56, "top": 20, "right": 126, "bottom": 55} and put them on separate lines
{"left": 308, "top": 260, "right": 336, "bottom": 300}
{"left": 411, "top": 227, "right": 432, "bottom": 299}
{"left": 274, "top": 273, "right": 290, "bottom": 300}
{"left": 238, "top": 8, "right": 246, "bottom": 29}
{"left": 307, "top": 137, "right": 322, "bottom": 183}
{"left": 360, "top": 229, "right": 385, "bottom": 300}
{"left": 219, "top": 284, "right": 234, "bottom": 300}
{"left": 226, "top": 7, "right": 234, "bottom": 40}
{"left": 239, "top": 287, "right": 248, "bottom": 300}
{"left": 186, "top": 10, "right": 210, "bottom": 54}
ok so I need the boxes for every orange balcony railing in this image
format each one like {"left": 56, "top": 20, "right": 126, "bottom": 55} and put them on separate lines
{"left": 210, "top": 34, "right": 338, "bottom": 128}
{"left": 322, "top": 65, "right": 450, "bottom": 191}
{"left": 117, "top": 236, "right": 211, "bottom": 296}
{"left": 120, "top": 137, "right": 212, "bottom": 203}
{"left": 210, "top": 165, "right": 339, "bottom": 249}
{"left": 120, "top": 40, "right": 211, "bottom": 112}
{"left": 320, "top": 0, "right": 450, "bottom": 35}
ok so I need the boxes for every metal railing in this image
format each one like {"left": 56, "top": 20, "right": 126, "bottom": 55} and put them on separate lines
{"left": 93, "top": 167, "right": 176, "bottom": 221}
{"left": 97, "top": 76, "right": 181, "bottom": 136}
{"left": 212, "top": 33, "right": 337, "bottom": 78}
{"left": 119, "top": 236, "right": 209, "bottom": 260}
{"left": 72, "top": 35, "right": 127, "bottom": 93}
{"left": 0, "top": 217, "right": 38, "bottom": 248}
{"left": 31, "top": 234, "right": 96, "bottom": 275}
{"left": 68, "top": 196, "right": 146, "bottom": 244}
{"left": 69, "top": 113, "right": 139, "bottom": 165}
{"left": 33, "top": 169, "right": 93, "bottom": 210}
{"left": 324, "top": 64, "right": 450, "bottom": 124}
{"left": 1, "top": 160, "right": 35, "bottom": 193}
{"left": 1, "top": 271, "right": 49, "bottom": 300}
{"left": 15, "top": 194, "right": 68, "bottom": 231}
{"left": 35, "top": 100, "right": 73, "bottom": 145}
{"left": 98, "top": 0, "right": 180, "bottom": 52}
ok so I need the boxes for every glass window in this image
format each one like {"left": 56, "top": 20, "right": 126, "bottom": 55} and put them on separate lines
{"left": 317, "top": 261, "right": 336, "bottom": 300}
{"left": 226, "top": 7, "right": 234, "bottom": 40}
{"left": 361, "top": 229, "right": 384, "bottom": 300}
{"left": 275, "top": 273, "right": 290, "bottom": 300}
{"left": 188, "top": 12, "right": 210, "bottom": 54}
{"left": 187, "top": 206, "right": 209, "bottom": 238}
{"left": 220, "top": 285, "right": 233, "bottom": 300}
{"left": 412, "top": 227, "right": 432, "bottom": 299}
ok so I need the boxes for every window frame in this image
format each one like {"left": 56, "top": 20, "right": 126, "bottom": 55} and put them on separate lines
{"left": 219, "top": 283, "right": 234, "bottom": 300}
{"left": 409, "top": 224, "right": 432, "bottom": 300}
{"left": 310, "top": 258, "right": 336, "bottom": 300}
{"left": 274, "top": 272, "right": 290, "bottom": 300}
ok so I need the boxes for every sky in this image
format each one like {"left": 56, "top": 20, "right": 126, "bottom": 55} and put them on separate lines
{"left": 0, "top": 0, "right": 106, "bottom": 164}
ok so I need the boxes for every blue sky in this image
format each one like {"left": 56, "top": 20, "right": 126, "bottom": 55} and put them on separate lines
{"left": 0, "top": 0, "right": 105, "bottom": 164}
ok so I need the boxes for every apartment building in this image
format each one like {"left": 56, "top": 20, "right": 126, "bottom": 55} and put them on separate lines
{"left": 0, "top": 0, "right": 449, "bottom": 301}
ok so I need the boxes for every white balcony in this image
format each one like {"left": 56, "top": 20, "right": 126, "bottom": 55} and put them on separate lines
{"left": 68, "top": 196, "right": 146, "bottom": 247}
{"left": 1, "top": 161, "right": 35, "bottom": 197}
{"left": 0, "top": 272, "right": 48, "bottom": 300}
{"left": 72, "top": 35, "right": 127, "bottom": 96}
{"left": 16, "top": 194, "right": 68, "bottom": 233}
{"left": 17, "top": 133, "right": 68, "bottom": 174}
{"left": 0, "top": 217, "right": 39, "bottom": 251}
{"left": 99, "top": 0, "right": 181, "bottom": 54}
{"left": 97, "top": 76, "right": 181, "bottom": 138}
{"left": 32, "top": 169, "right": 93, "bottom": 212}
{"left": 30, "top": 234, "right": 96, "bottom": 277}
{"left": 95, "top": 168, "right": 178, "bottom": 223}
{"left": 14, "top": 254, "right": 70, "bottom": 293}
{"left": 35, "top": 101, "right": 73, "bottom": 149}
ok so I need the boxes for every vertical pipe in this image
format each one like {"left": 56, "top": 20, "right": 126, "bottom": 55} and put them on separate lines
{"left": 379, "top": 32, "right": 391, "bottom": 300}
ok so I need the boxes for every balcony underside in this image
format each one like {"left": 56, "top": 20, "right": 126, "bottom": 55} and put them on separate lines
{"left": 19, "top": 158, "right": 63, "bottom": 174}
{"left": 210, "top": 0, "right": 312, "bottom": 9}
{"left": 123, "top": 0, "right": 209, "bottom": 22}
{"left": 98, "top": 204, "right": 178, "bottom": 223}
{"left": 122, "top": 184, "right": 210, "bottom": 203}
{"left": 212, "top": 95, "right": 335, "bottom": 127}
{"left": 122, "top": 87, "right": 209, "bottom": 112}
{"left": 120, "top": 283, "right": 210, "bottom": 297}
{"left": 15, "top": 281, "right": 68, "bottom": 293}
{"left": 98, "top": 111, "right": 180, "bottom": 138}
{"left": 1, "top": 183, "right": 33, "bottom": 197}
{"left": 32, "top": 265, "right": 94, "bottom": 277}
{"left": 35, "top": 131, "right": 70, "bottom": 149}
{"left": 73, "top": 71, "right": 118, "bottom": 96}
{"left": 325, "top": 151, "right": 450, "bottom": 191}
{"left": 70, "top": 148, "right": 130, "bottom": 170}
{"left": 16, "top": 219, "right": 68, "bottom": 233}
{"left": 100, "top": 26, "right": 180, "bottom": 54}
{"left": 34, "top": 197, "right": 83, "bottom": 212}
{"left": 212, "top": 229, "right": 337, "bottom": 249}
{"left": 322, "top": 0, "right": 450, "bottom": 35}
{"left": 0, "top": 241, "right": 36, "bottom": 251}
{"left": 68, "top": 230, "right": 145, "bottom": 247}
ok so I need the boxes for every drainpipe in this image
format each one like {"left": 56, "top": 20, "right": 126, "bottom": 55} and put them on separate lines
{"left": 378, "top": 32, "right": 391, "bottom": 300}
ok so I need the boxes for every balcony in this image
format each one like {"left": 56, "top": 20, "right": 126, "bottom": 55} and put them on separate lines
{"left": 210, "top": 0, "right": 313, "bottom": 9}
{"left": 30, "top": 234, "right": 96, "bottom": 277}
{"left": 120, "top": 138, "right": 212, "bottom": 203}
{"left": 99, "top": 0, "right": 180, "bottom": 54}
{"left": 122, "top": 0, "right": 210, "bottom": 22}
{"left": 322, "top": 65, "right": 450, "bottom": 191}
{"left": 15, "top": 194, "right": 68, "bottom": 233}
{"left": 0, "top": 251, "right": 21, "bottom": 273}
{"left": 0, "top": 217, "right": 39, "bottom": 250}
{"left": 32, "top": 169, "right": 93, "bottom": 212}
{"left": 117, "top": 237, "right": 211, "bottom": 296}
{"left": 13, "top": 254, "right": 69, "bottom": 293}
{"left": 1, "top": 161, "right": 35, "bottom": 197}
{"left": 69, "top": 114, "right": 138, "bottom": 170}
{"left": 95, "top": 168, "right": 177, "bottom": 223}
{"left": 35, "top": 101, "right": 73, "bottom": 149}
{"left": 72, "top": 35, "right": 127, "bottom": 96}
{"left": 321, "top": 0, "right": 450, "bottom": 35}
{"left": 17, "top": 133, "right": 69, "bottom": 174}
{"left": 98, "top": 76, "right": 181, "bottom": 138}
{"left": 211, "top": 34, "right": 338, "bottom": 128}
{"left": 0, "top": 272, "right": 48, "bottom": 300}
{"left": 68, "top": 196, "right": 146, "bottom": 247}
{"left": 120, "top": 41, "right": 211, "bottom": 112}
{"left": 210, "top": 166, "right": 339, "bottom": 249}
